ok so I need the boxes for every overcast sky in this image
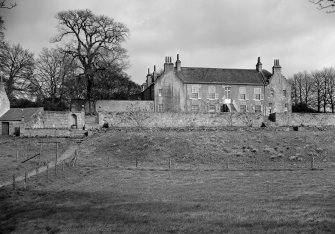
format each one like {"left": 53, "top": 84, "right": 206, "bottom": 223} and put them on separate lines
{"left": 1, "top": 0, "right": 335, "bottom": 85}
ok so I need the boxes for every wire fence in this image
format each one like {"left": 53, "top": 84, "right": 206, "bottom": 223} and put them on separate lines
{"left": 77, "top": 154, "right": 331, "bottom": 171}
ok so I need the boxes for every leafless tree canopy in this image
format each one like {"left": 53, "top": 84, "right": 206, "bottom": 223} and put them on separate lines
{"left": 52, "top": 9, "right": 129, "bottom": 113}
{"left": 0, "top": 0, "right": 16, "bottom": 9}
{"left": 0, "top": 43, "right": 35, "bottom": 101}
{"left": 310, "top": 0, "right": 335, "bottom": 12}
{"left": 290, "top": 68, "right": 335, "bottom": 112}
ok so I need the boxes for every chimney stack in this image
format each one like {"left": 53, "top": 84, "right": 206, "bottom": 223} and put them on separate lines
{"left": 152, "top": 65, "right": 158, "bottom": 82}
{"left": 164, "top": 56, "right": 174, "bottom": 73}
{"left": 146, "top": 68, "right": 152, "bottom": 86}
{"left": 256, "top": 57, "right": 262, "bottom": 72}
{"left": 272, "top": 59, "right": 282, "bottom": 75}
{"left": 175, "top": 54, "right": 181, "bottom": 71}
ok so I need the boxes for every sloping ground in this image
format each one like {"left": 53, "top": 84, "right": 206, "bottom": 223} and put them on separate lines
{"left": 1, "top": 129, "right": 335, "bottom": 233}
{"left": 77, "top": 129, "right": 335, "bottom": 170}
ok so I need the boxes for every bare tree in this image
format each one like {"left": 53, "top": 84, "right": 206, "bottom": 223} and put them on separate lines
{"left": 311, "top": 0, "right": 335, "bottom": 11}
{"left": 311, "top": 70, "right": 324, "bottom": 112}
{"left": 0, "top": 0, "right": 16, "bottom": 9}
{"left": 0, "top": 0, "right": 17, "bottom": 41}
{"left": 52, "top": 9, "right": 129, "bottom": 113}
{"left": 33, "top": 47, "right": 78, "bottom": 109}
{"left": 0, "top": 42, "right": 34, "bottom": 102}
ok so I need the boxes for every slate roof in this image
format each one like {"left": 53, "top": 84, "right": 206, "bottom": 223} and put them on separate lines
{"left": 0, "top": 108, "right": 43, "bottom": 122}
{"left": 176, "top": 67, "right": 272, "bottom": 85}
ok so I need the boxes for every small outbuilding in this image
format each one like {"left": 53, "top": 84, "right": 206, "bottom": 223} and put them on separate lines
{"left": 0, "top": 108, "right": 43, "bottom": 136}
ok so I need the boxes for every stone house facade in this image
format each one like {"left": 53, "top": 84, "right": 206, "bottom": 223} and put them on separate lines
{"left": 141, "top": 55, "right": 291, "bottom": 115}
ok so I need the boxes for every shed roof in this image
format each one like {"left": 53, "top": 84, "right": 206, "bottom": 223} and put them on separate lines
{"left": 176, "top": 67, "right": 272, "bottom": 85}
{"left": 0, "top": 108, "right": 43, "bottom": 122}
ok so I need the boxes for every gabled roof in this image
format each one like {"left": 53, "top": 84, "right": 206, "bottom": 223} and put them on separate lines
{"left": 175, "top": 67, "right": 272, "bottom": 85}
{"left": 0, "top": 108, "right": 43, "bottom": 122}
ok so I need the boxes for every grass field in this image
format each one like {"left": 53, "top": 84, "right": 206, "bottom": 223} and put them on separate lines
{"left": 1, "top": 129, "right": 335, "bottom": 233}
{"left": 0, "top": 137, "right": 74, "bottom": 184}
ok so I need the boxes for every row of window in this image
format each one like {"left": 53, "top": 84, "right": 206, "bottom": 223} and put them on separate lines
{"left": 188, "top": 86, "right": 287, "bottom": 100}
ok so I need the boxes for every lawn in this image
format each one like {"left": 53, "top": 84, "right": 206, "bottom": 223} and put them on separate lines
{"left": 1, "top": 129, "right": 335, "bottom": 233}
{"left": 0, "top": 137, "right": 74, "bottom": 184}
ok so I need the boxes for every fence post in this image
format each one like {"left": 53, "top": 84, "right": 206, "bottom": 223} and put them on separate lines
{"left": 16, "top": 150, "right": 19, "bottom": 162}
{"left": 169, "top": 158, "right": 172, "bottom": 170}
{"left": 226, "top": 157, "right": 229, "bottom": 169}
{"left": 107, "top": 156, "right": 110, "bottom": 167}
{"left": 46, "top": 162, "right": 49, "bottom": 180}
{"left": 55, "top": 143, "right": 58, "bottom": 175}
{"left": 311, "top": 156, "right": 315, "bottom": 170}
{"left": 24, "top": 172, "right": 27, "bottom": 189}
{"left": 39, "top": 143, "right": 42, "bottom": 166}
{"left": 12, "top": 174, "right": 16, "bottom": 190}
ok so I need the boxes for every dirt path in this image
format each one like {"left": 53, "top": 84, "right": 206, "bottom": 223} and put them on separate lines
{"left": 0, "top": 144, "right": 79, "bottom": 188}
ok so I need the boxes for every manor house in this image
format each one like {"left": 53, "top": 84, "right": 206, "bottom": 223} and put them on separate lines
{"left": 141, "top": 55, "right": 291, "bottom": 115}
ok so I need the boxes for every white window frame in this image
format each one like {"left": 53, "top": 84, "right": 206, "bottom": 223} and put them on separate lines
{"left": 224, "top": 87, "right": 231, "bottom": 99}
{"left": 270, "top": 88, "right": 275, "bottom": 97}
{"left": 240, "top": 105, "right": 247, "bottom": 113}
{"left": 239, "top": 87, "right": 246, "bottom": 100}
{"left": 208, "top": 85, "right": 216, "bottom": 100}
{"left": 157, "top": 104, "right": 163, "bottom": 112}
{"left": 191, "top": 105, "right": 199, "bottom": 113}
{"left": 209, "top": 105, "right": 216, "bottom": 113}
{"left": 254, "top": 88, "right": 261, "bottom": 100}
{"left": 191, "top": 85, "right": 200, "bottom": 100}
{"left": 255, "top": 105, "right": 262, "bottom": 113}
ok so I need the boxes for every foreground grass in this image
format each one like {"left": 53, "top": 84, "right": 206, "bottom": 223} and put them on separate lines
{"left": 1, "top": 168, "right": 335, "bottom": 233}
{"left": 1, "top": 129, "right": 335, "bottom": 233}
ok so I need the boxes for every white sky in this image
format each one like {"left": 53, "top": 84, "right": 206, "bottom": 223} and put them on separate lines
{"left": 1, "top": 0, "right": 335, "bottom": 85}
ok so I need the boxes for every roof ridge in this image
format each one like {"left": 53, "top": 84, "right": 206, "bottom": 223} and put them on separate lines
{"left": 181, "top": 67, "right": 259, "bottom": 71}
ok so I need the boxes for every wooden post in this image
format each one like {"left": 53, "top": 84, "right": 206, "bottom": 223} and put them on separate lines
{"left": 136, "top": 157, "right": 138, "bottom": 168}
{"left": 226, "top": 158, "right": 229, "bottom": 169}
{"left": 46, "top": 162, "right": 49, "bottom": 180}
{"left": 55, "top": 143, "right": 58, "bottom": 175}
{"left": 12, "top": 174, "right": 16, "bottom": 190}
{"left": 39, "top": 143, "right": 42, "bottom": 166}
{"left": 24, "top": 172, "right": 27, "bottom": 189}
{"left": 311, "top": 156, "right": 315, "bottom": 170}
{"left": 169, "top": 158, "right": 172, "bottom": 170}
{"left": 16, "top": 150, "right": 18, "bottom": 162}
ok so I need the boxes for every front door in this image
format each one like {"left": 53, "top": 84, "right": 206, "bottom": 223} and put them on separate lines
{"left": 2, "top": 122, "right": 9, "bottom": 135}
